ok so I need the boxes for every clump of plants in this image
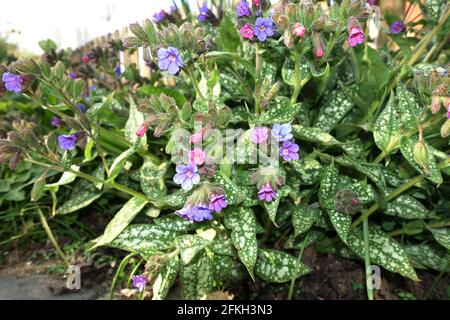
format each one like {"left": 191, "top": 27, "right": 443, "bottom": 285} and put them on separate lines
{"left": 0, "top": 0, "right": 449, "bottom": 300}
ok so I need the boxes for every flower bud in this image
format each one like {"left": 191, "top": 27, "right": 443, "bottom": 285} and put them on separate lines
{"left": 334, "top": 190, "right": 362, "bottom": 215}
{"left": 277, "top": 15, "right": 289, "bottom": 31}
{"left": 440, "top": 119, "right": 450, "bottom": 138}
{"left": 129, "top": 22, "right": 148, "bottom": 42}
{"left": 286, "top": 3, "right": 297, "bottom": 20}
{"left": 122, "top": 37, "right": 144, "bottom": 48}
{"left": 413, "top": 140, "right": 429, "bottom": 172}
{"left": 11, "top": 58, "right": 41, "bottom": 75}
{"left": 180, "top": 22, "right": 195, "bottom": 48}
{"left": 312, "top": 32, "right": 325, "bottom": 58}
{"left": 292, "top": 22, "right": 306, "bottom": 37}
{"left": 313, "top": 16, "right": 325, "bottom": 31}
{"left": 283, "top": 30, "right": 293, "bottom": 48}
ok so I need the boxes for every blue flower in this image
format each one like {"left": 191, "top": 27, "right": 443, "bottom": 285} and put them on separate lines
{"left": 173, "top": 164, "right": 200, "bottom": 191}
{"left": 114, "top": 66, "right": 121, "bottom": 77}
{"left": 236, "top": 1, "right": 251, "bottom": 17}
{"left": 279, "top": 140, "right": 299, "bottom": 161}
{"left": 58, "top": 134, "right": 77, "bottom": 150}
{"left": 132, "top": 275, "right": 147, "bottom": 292}
{"left": 76, "top": 103, "right": 87, "bottom": 113}
{"left": 187, "top": 203, "right": 213, "bottom": 223}
{"left": 197, "top": 2, "right": 212, "bottom": 22}
{"left": 390, "top": 21, "right": 405, "bottom": 34}
{"left": 153, "top": 10, "right": 167, "bottom": 23}
{"left": 271, "top": 123, "right": 293, "bottom": 142}
{"left": 253, "top": 17, "right": 275, "bottom": 42}
{"left": 2, "top": 72, "right": 23, "bottom": 93}
{"left": 157, "top": 47, "right": 184, "bottom": 75}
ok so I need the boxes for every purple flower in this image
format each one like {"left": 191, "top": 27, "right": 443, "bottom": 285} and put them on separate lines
{"left": 240, "top": 23, "right": 254, "bottom": 40}
{"left": 236, "top": 1, "right": 251, "bottom": 18}
{"left": 173, "top": 164, "right": 200, "bottom": 191}
{"left": 157, "top": 47, "right": 184, "bottom": 75}
{"left": 251, "top": 126, "right": 269, "bottom": 144}
{"left": 58, "top": 134, "right": 77, "bottom": 150}
{"left": 187, "top": 203, "right": 213, "bottom": 223}
{"left": 153, "top": 10, "right": 167, "bottom": 22}
{"left": 258, "top": 183, "right": 276, "bottom": 202}
{"left": 279, "top": 140, "right": 299, "bottom": 161}
{"left": 176, "top": 204, "right": 192, "bottom": 220}
{"left": 76, "top": 103, "right": 87, "bottom": 113}
{"left": 271, "top": 123, "right": 293, "bottom": 142}
{"left": 253, "top": 17, "right": 275, "bottom": 42}
{"left": 2, "top": 72, "right": 23, "bottom": 93}
{"left": 390, "top": 21, "right": 405, "bottom": 34}
{"left": 89, "top": 85, "right": 96, "bottom": 92}
{"left": 132, "top": 275, "right": 148, "bottom": 292}
{"left": 209, "top": 194, "right": 227, "bottom": 212}
{"left": 114, "top": 66, "right": 121, "bottom": 77}
{"left": 68, "top": 73, "right": 78, "bottom": 79}
{"left": 198, "top": 2, "right": 212, "bottom": 22}
{"left": 51, "top": 116, "right": 63, "bottom": 127}
{"left": 447, "top": 108, "right": 450, "bottom": 119}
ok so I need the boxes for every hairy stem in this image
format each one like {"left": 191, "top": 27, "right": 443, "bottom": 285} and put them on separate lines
{"left": 38, "top": 208, "right": 70, "bottom": 266}
{"left": 255, "top": 43, "right": 263, "bottom": 115}
{"left": 363, "top": 217, "right": 374, "bottom": 300}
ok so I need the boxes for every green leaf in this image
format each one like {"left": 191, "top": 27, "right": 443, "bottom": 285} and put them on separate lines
{"left": 397, "top": 84, "right": 422, "bottom": 130}
{"left": 109, "top": 217, "right": 192, "bottom": 254}
{"left": 315, "top": 90, "right": 354, "bottom": 132}
{"left": 429, "top": 228, "right": 450, "bottom": 250}
{"left": 205, "top": 51, "right": 255, "bottom": 78}
{"left": 152, "top": 257, "right": 179, "bottom": 300}
{"left": 108, "top": 148, "right": 135, "bottom": 182}
{"left": 347, "top": 227, "right": 418, "bottom": 281}
{"left": 373, "top": 92, "right": 401, "bottom": 153}
{"left": 291, "top": 158, "right": 322, "bottom": 185}
{"left": 38, "top": 39, "right": 57, "bottom": 52}
{"left": 328, "top": 209, "right": 352, "bottom": 242}
{"left": 57, "top": 165, "right": 104, "bottom": 214}
{"left": 176, "top": 235, "right": 210, "bottom": 265}
{"left": 164, "top": 189, "right": 189, "bottom": 208}
{"left": 404, "top": 244, "right": 449, "bottom": 272}
{"left": 140, "top": 158, "right": 168, "bottom": 200}
{"left": 319, "top": 164, "right": 339, "bottom": 209}
{"left": 259, "top": 97, "right": 301, "bottom": 124}
{"left": 255, "top": 249, "right": 311, "bottom": 283}
{"left": 92, "top": 196, "right": 148, "bottom": 249}
{"left": 292, "top": 124, "right": 341, "bottom": 146}
{"left": 45, "top": 166, "right": 79, "bottom": 191}
{"left": 292, "top": 205, "right": 318, "bottom": 237}
{"left": 400, "top": 135, "right": 443, "bottom": 185}
{"left": 349, "top": 180, "right": 376, "bottom": 205}
{"left": 125, "top": 96, "right": 147, "bottom": 149}
{"left": 217, "top": 14, "right": 240, "bottom": 52}
{"left": 214, "top": 171, "right": 245, "bottom": 205}
{"left": 224, "top": 207, "right": 258, "bottom": 280}
{"left": 281, "top": 58, "right": 310, "bottom": 87}
{"left": 262, "top": 189, "right": 285, "bottom": 227}
{"left": 384, "top": 195, "right": 430, "bottom": 219}
{"left": 179, "top": 253, "right": 215, "bottom": 300}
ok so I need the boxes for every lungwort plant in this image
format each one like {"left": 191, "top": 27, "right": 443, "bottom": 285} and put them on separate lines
{"left": 1, "top": 0, "right": 449, "bottom": 300}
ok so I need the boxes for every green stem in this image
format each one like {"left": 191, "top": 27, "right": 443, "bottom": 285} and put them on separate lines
{"left": 287, "top": 233, "right": 309, "bottom": 300}
{"left": 363, "top": 217, "right": 374, "bottom": 300}
{"left": 38, "top": 208, "right": 70, "bottom": 266}
{"left": 407, "top": 8, "right": 450, "bottom": 66}
{"left": 110, "top": 252, "right": 137, "bottom": 300}
{"left": 185, "top": 65, "right": 206, "bottom": 101}
{"left": 255, "top": 43, "right": 263, "bottom": 115}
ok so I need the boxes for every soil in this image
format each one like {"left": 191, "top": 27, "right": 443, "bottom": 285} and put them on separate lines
{"left": 1, "top": 242, "right": 448, "bottom": 300}
{"left": 229, "top": 248, "right": 449, "bottom": 300}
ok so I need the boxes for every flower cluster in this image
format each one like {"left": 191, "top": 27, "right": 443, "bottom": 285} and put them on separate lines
{"left": 175, "top": 185, "right": 228, "bottom": 223}
{"left": 235, "top": 1, "right": 275, "bottom": 42}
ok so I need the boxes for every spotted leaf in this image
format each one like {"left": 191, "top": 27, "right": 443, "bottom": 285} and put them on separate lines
{"left": 384, "top": 195, "right": 430, "bottom": 219}
{"left": 315, "top": 90, "right": 354, "bottom": 132}
{"left": 152, "top": 257, "right": 179, "bottom": 300}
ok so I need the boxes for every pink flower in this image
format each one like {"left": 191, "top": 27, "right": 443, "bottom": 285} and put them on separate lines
{"left": 82, "top": 56, "right": 90, "bottom": 64}
{"left": 190, "top": 132, "right": 203, "bottom": 144}
{"left": 240, "top": 23, "right": 254, "bottom": 40}
{"left": 348, "top": 26, "right": 365, "bottom": 47}
{"left": 188, "top": 148, "right": 206, "bottom": 165}
{"left": 314, "top": 48, "right": 324, "bottom": 58}
{"left": 253, "top": 0, "right": 260, "bottom": 6}
{"left": 292, "top": 23, "right": 306, "bottom": 37}
{"left": 251, "top": 127, "right": 269, "bottom": 144}
{"left": 136, "top": 122, "right": 149, "bottom": 137}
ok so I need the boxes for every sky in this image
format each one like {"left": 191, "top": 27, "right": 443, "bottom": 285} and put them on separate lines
{"left": 0, "top": 0, "right": 196, "bottom": 54}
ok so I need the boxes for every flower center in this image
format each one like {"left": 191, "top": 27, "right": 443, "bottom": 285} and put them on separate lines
{"left": 282, "top": 148, "right": 289, "bottom": 155}
{"left": 186, "top": 171, "right": 193, "bottom": 178}
{"left": 168, "top": 54, "right": 176, "bottom": 61}
{"left": 259, "top": 26, "right": 265, "bottom": 31}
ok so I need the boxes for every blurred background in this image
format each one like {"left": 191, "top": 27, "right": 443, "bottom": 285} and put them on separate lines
{"left": 0, "top": 0, "right": 194, "bottom": 55}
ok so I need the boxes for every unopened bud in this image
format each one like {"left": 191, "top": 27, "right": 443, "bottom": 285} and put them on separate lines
{"left": 440, "top": 119, "right": 450, "bottom": 138}
{"left": 129, "top": 22, "right": 148, "bottom": 42}
{"left": 122, "top": 37, "right": 144, "bottom": 48}
{"left": 292, "top": 22, "right": 306, "bottom": 37}
{"left": 313, "top": 16, "right": 325, "bottom": 31}
{"left": 284, "top": 30, "right": 293, "bottom": 48}
{"left": 277, "top": 15, "right": 289, "bottom": 31}
{"left": 286, "top": 3, "right": 297, "bottom": 20}
{"left": 312, "top": 32, "right": 325, "bottom": 58}
{"left": 413, "top": 140, "right": 429, "bottom": 172}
